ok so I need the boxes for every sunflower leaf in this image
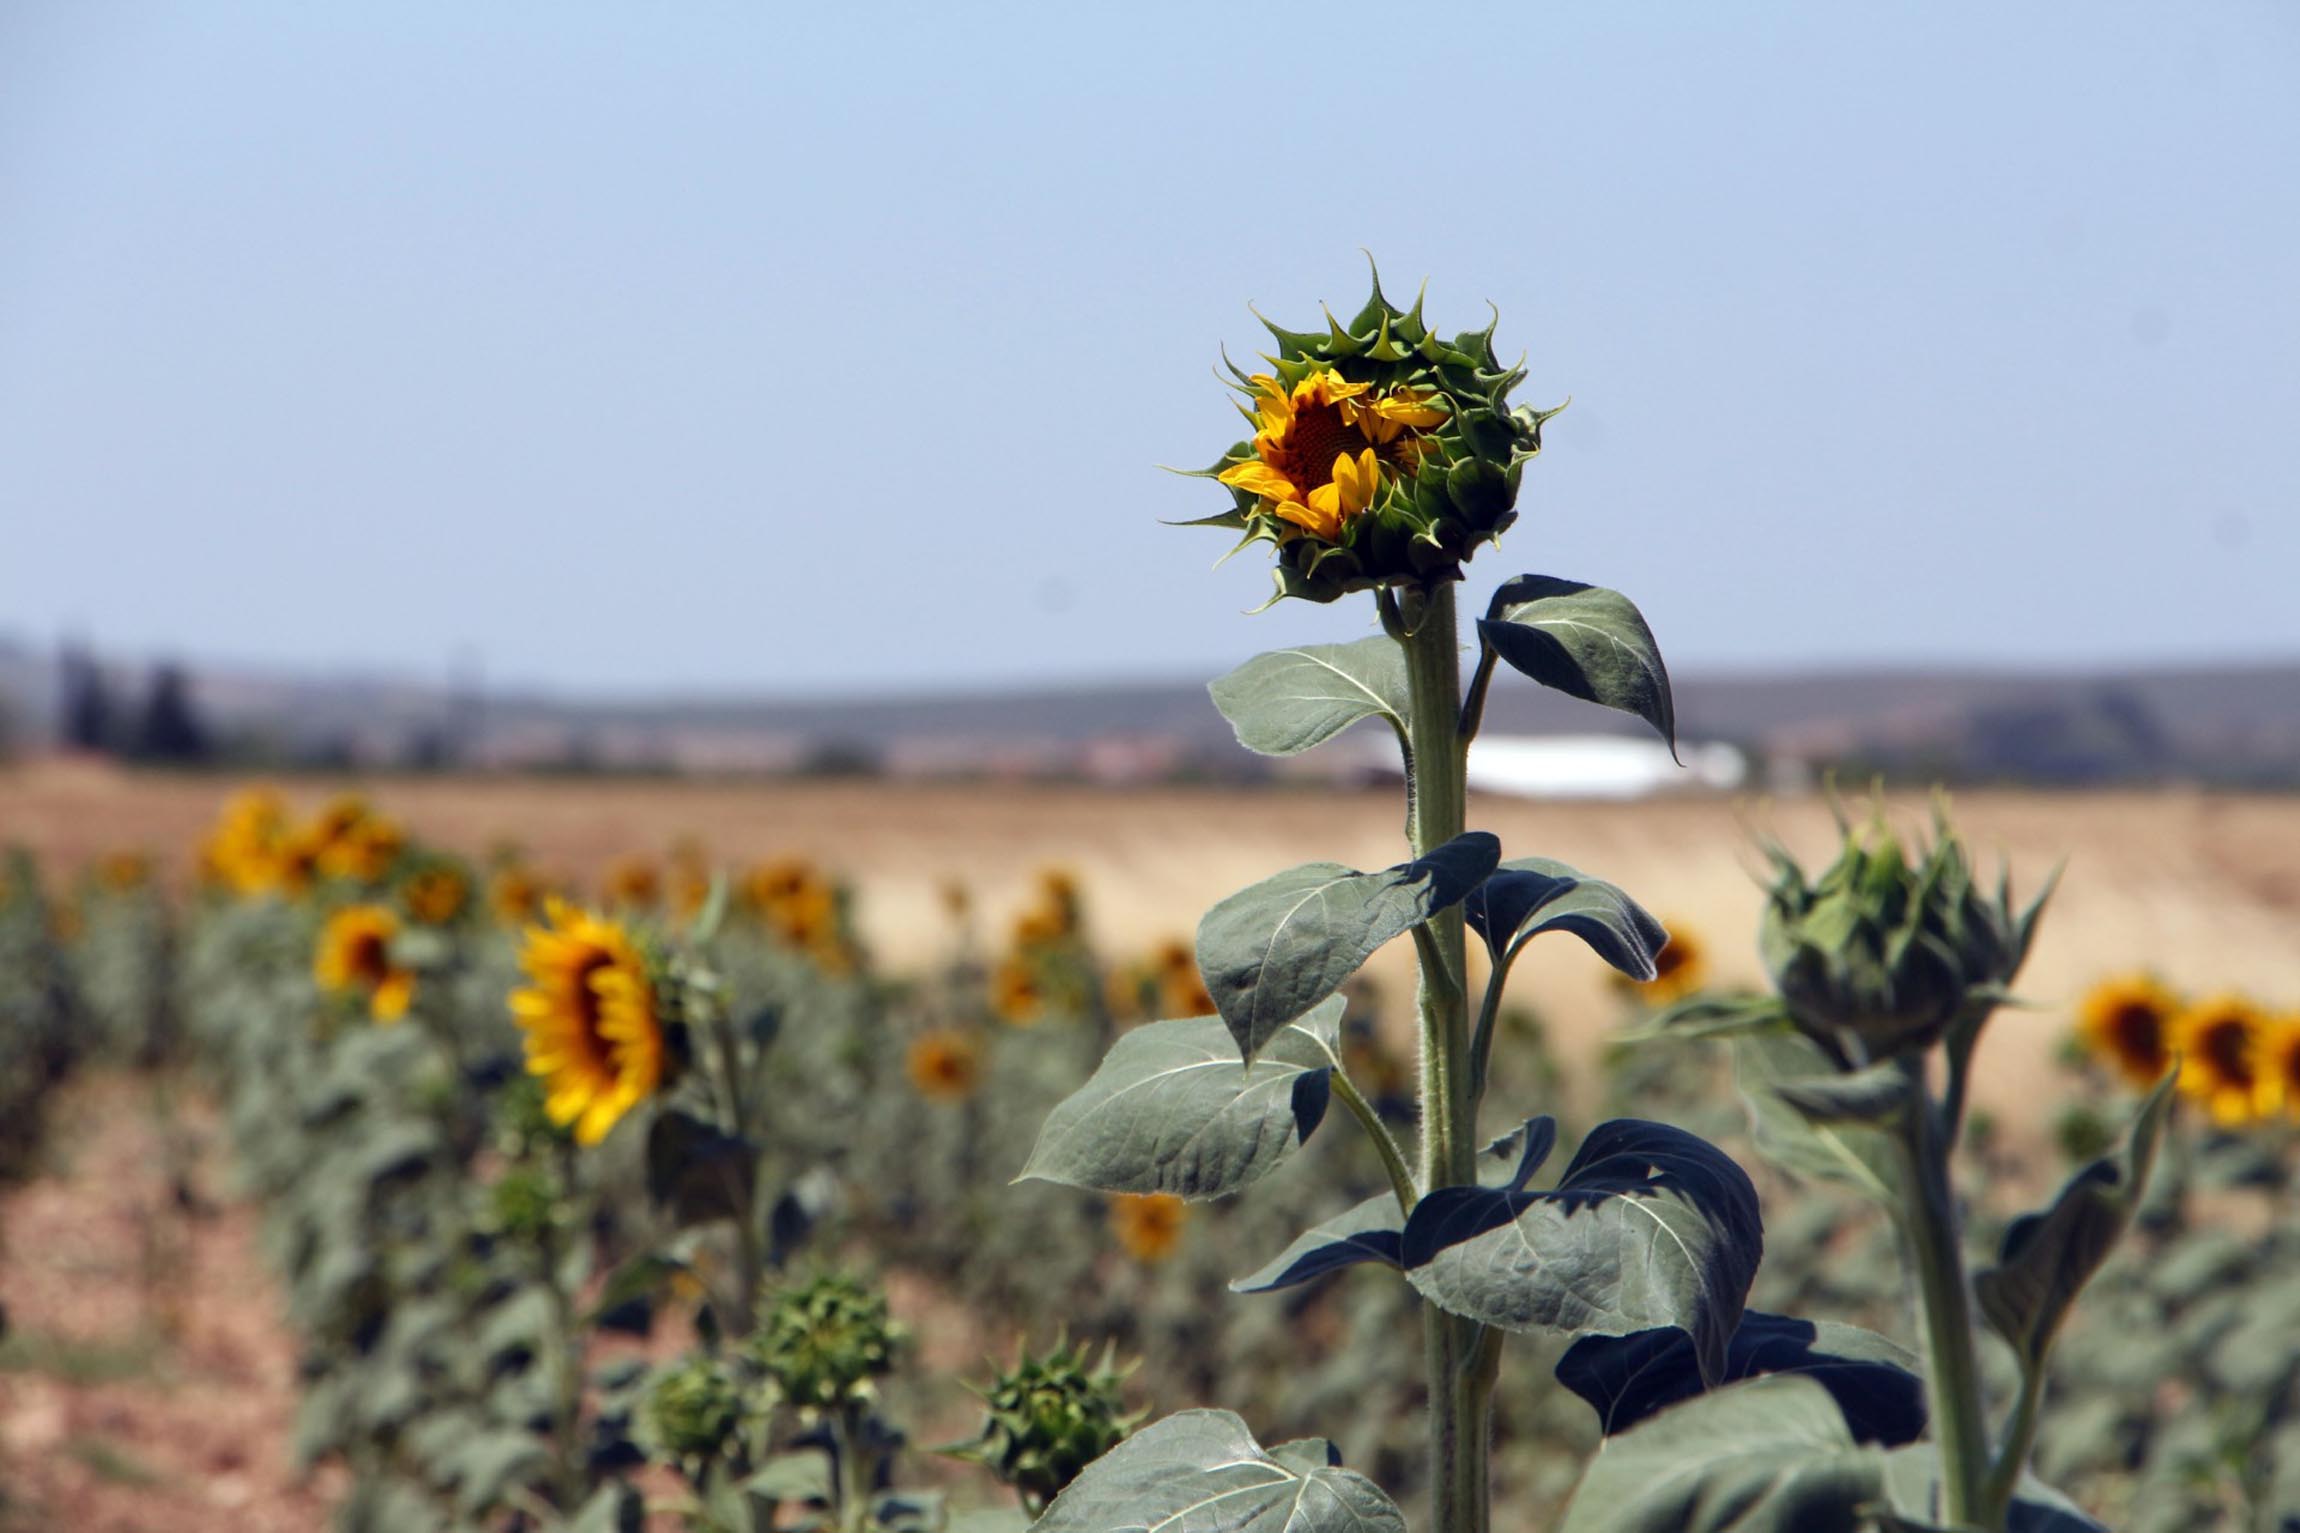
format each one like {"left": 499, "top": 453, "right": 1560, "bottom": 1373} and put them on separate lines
{"left": 1479, "top": 575, "right": 1678, "bottom": 756}
{"left": 645, "top": 1110, "right": 756, "bottom": 1230}
{"left": 1197, "top": 833, "right": 1500, "bottom": 1060}
{"left": 1015, "top": 1000, "right": 1342, "bottom": 1202}
{"left": 1030, "top": 1409, "right": 1405, "bottom": 1533}
{"left": 1207, "top": 637, "right": 1410, "bottom": 758}
{"left": 1463, "top": 855, "right": 1666, "bottom": 980}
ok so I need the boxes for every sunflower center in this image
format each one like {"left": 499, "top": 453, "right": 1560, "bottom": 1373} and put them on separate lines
{"left": 2199, "top": 1018, "right": 2255, "bottom": 1083}
{"left": 1272, "top": 398, "right": 1370, "bottom": 494}
{"left": 2108, "top": 1003, "right": 2166, "bottom": 1067}
{"left": 347, "top": 931, "right": 390, "bottom": 985}
{"left": 572, "top": 950, "right": 617, "bottom": 1041}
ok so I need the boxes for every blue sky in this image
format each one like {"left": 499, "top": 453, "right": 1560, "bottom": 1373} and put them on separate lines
{"left": 3, "top": 3, "right": 2295, "bottom": 697}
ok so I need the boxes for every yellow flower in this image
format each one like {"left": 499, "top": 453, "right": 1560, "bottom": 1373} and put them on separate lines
{"left": 401, "top": 864, "right": 470, "bottom": 926}
{"left": 2171, "top": 993, "right": 2279, "bottom": 1127}
{"left": 490, "top": 864, "right": 547, "bottom": 925}
{"left": 1109, "top": 1193, "right": 1187, "bottom": 1263}
{"left": 2074, "top": 973, "right": 2180, "bottom": 1090}
{"left": 315, "top": 904, "right": 416, "bottom": 1022}
{"left": 509, "top": 899, "right": 666, "bottom": 1146}
{"left": 204, "top": 787, "right": 290, "bottom": 895}
{"left": 603, "top": 856, "right": 662, "bottom": 910}
{"left": 905, "top": 1028, "right": 982, "bottom": 1103}
{"left": 1216, "top": 368, "right": 1443, "bottom": 542}
{"left": 319, "top": 810, "right": 404, "bottom": 885}
{"left": 992, "top": 957, "right": 1046, "bottom": 1026}
{"left": 1012, "top": 867, "right": 1083, "bottom": 949}
{"left": 2267, "top": 1018, "right": 2300, "bottom": 1122}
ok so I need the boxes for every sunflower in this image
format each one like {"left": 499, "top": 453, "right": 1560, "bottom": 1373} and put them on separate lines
{"left": 204, "top": 787, "right": 289, "bottom": 895}
{"left": 2267, "top": 1018, "right": 2300, "bottom": 1123}
{"left": 1216, "top": 367, "right": 1445, "bottom": 542}
{"left": 401, "top": 864, "right": 470, "bottom": 926}
{"left": 319, "top": 811, "right": 405, "bottom": 885}
{"left": 490, "top": 864, "right": 546, "bottom": 925}
{"left": 603, "top": 856, "right": 662, "bottom": 910}
{"left": 2074, "top": 973, "right": 2181, "bottom": 1089}
{"left": 906, "top": 1028, "right": 982, "bottom": 1103}
{"left": 1109, "top": 1193, "right": 1187, "bottom": 1263}
{"left": 992, "top": 957, "right": 1046, "bottom": 1026}
{"left": 509, "top": 899, "right": 666, "bottom": 1145}
{"left": 315, "top": 904, "right": 415, "bottom": 1022}
{"left": 2171, "top": 993, "right": 2279, "bottom": 1127}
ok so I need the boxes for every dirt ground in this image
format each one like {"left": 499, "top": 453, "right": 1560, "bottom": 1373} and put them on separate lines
{"left": 0, "top": 1073, "right": 342, "bottom": 1531}
{"left": 8, "top": 758, "right": 2300, "bottom": 1133}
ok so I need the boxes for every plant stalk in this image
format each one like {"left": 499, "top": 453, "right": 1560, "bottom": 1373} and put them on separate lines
{"left": 1890, "top": 1061, "right": 1992, "bottom": 1530}
{"left": 1396, "top": 581, "right": 1488, "bottom": 1533}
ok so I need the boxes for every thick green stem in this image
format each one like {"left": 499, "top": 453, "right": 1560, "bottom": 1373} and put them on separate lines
{"left": 1396, "top": 581, "right": 1488, "bottom": 1533}
{"left": 1890, "top": 1061, "right": 1992, "bottom": 1529}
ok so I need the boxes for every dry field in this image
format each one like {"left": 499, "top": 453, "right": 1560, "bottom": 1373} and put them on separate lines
{"left": 6, "top": 758, "right": 2298, "bottom": 1135}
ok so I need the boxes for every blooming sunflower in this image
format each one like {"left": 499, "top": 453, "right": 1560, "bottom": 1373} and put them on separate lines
{"left": 992, "top": 956, "right": 1046, "bottom": 1026}
{"left": 1109, "top": 1193, "right": 1187, "bottom": 1263}
{"left": 603, "top": 856, "right": 662, "bottom": 910}
{"left": 2074, "top": 973, "right": 2181, "bottom": 1090}
{"left": 1614, "top": 920, "right": 1708, "bottom": 1004}
{"left": 1217, "top": 368, "right": 1444, "bottom": 542}
{"left": 2171, "top": 993, "right": 2279, "bottom": 1127}
{"left": 906, "top": 1028, "right": 982, "bottom": 1103}
{"left": 490, "top": 864, "right": 546, "bottom": 925}
{"left": 314, "top": 904, "right": 415, "bottom": 1022}
{"left": 401, "top": 864, "right": 470, "bottom": 926}
{"left": 509, "top": 899, "right": 666, "bottom": 1145}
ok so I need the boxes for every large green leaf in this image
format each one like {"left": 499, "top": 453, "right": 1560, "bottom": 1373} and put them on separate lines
{"left": 1207, "top": 637, "right": 1409, "bottom": 757}
{"left": 1556, "top": 1310, "right": 1926, "bottom": 1446}
{"left": 1197, "top": 833, "right": 1500, "bottom": 1060}
{"left": 1557, "top": 1375, "right": 1883, "bottom": 1533}
{"left": 1976, "top": 1070, "right": 2176, "bottom": 1370}
{"left": 1016, "top": 999, "right": 1343, "bottom": 1201}
{"left": 1232, "top": 1118, "right": 1555, "bottom": 1293}
{"left": 1464, "top": 855, "right": 1666, "bottom": 980}
{"left": 1030, "top": 1409, "right": 1405, "bottom": 1533}
{"left": 1478, "top": 575, "right": 1677, "bottom": 753}
{"left": 1401, "top": 1119, "right": 1761, "bottom": 1383}
{"left": 645, "top": 1108, "right": 756, "bottom": 1230}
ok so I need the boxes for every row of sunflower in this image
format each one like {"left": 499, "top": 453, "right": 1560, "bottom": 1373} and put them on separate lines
{"left": 108, "top": 789, "right": 1496, "bottom": 1527}
{"left": 2073, "top": 973, "right": 2300, "bottom": 1128}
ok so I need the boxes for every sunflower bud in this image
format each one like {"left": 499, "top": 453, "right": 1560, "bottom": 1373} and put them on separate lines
{"left": 1759, "top": 805, "right": 2041, "bottom": 1063}
{"left": 643, "top": 1355, "right": 742, "bottom": 1464}
{"left": 1191, "top": 265, "right": 1558, "bottom": 605}
{"left": 752, "top": 1274, "right": 899, "bottom": 1411}
{"left": 947, "top": 1336, "right": 1139, "bottom": 1512}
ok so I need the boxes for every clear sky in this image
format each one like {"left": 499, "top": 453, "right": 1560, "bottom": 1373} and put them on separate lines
{"left": 3, "top": 3, "right": 2295, "bottom": 698}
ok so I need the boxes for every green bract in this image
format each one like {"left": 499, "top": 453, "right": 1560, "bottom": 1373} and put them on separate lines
{"left": 946, "top": 1336, "right": 1140, "bottom": 1512}
{"left": 1188, "top": 266, "right": 1560, "bottom": 605}
{"left": 1759, "top": 806, "right": 2043, "bottom": 1063}
{"left": 643, "top": 1356, "right": 742, "bottom": 1463}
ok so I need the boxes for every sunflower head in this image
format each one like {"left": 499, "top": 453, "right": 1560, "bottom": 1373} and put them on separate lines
{"left": 1759, "top": 805, "right": 2041, "bottom": 1063}
{"left": 603, "top": 856, "right": 663, "bottom": 910}
{"left": 906, "top": 1028, "right": 983, "bottom": 1103}
{"left": 312, "top": 798, "right": 404, "bottom": 885}
{"left": 509, "top": 898, "right": 668, "bottom": 1146}
{"left": 1109, "top": 1193, "right": 1187, "bottom": 1263}
{"left": 1190, "top": 266, "right": 1557, "bottom": 605}
{"left": 490, "top": 864, "right": 548, "bottom": 926}
{"left": 952, "top": 1336, "right": 1140, "bottom": 1512}
{"left": 753, "top": 1274, "right": 900, "bottom": 1412}
{"left": 399, "top": 860, "right": 472, "bottom": 927}
{"left": 643, "top": 1356, "right": 743, "bottom": 1465}
{"left": 991, "top": 957, "right": 1047, "bottom": 1026}
{"left": 314, "top": 903, "right": 416, "bottom": 1023}
{"left": 2172, "top": 993, "right": 2279, "bottom": 1128}
{"left": 2074, "top": 973, "right": 2181, "bottom": 1090}
{"left": 1614, "top": 919, "right": 1709, "bottom": 1004}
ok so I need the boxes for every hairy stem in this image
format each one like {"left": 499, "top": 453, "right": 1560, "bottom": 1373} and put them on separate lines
{"left": 1891, "top": 1061, "right": 1992, "bottom": 1529}
{"left": 1396, "top": 581, "right": 1488, "bottom": 1533}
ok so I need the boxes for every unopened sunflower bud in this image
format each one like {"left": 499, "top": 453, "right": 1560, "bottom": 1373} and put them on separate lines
{"left": 753, "top": 1273, "right": 899, "bottom": 1411}
{"left": 643, "top": 1356, "right": 741, "bottom": 1463}
{"left": 1759, "top": 806, "right": 2043, "bottom": 1063}
{"left": 947, "top": 1335, "right": 1139, "bottom": 1511}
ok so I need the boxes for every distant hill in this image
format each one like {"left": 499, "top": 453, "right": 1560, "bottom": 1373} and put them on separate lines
{"left": 1, "top": 636, "right": 2295, "bottom": 786}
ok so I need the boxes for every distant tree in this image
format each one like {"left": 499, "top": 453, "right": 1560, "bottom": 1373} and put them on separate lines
{"left": 129, "top": 663, "right": 211, "bottom": 764}
{"left": 57, "top": 643, "right": 114, "bottom": 753}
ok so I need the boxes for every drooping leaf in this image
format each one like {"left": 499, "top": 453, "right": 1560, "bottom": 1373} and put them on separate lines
{"left": 1733, "top": 1031, "right": 1902, "bottom": 1203}
{"left": 1976, "top": 1070, "right": 2177, "bottom": 1370}
{"left": 1402, "top": 1118, "right": 1762, "bottom": 1383}
{"left": 645, "top": 1109, "right": 756, "bottom": 1230}
{"left": 1208, "top": 637, "right": 1409, "bottom": 757}
{"left": 1233, "top": 1117, "right": 1556, "bottom": 1293}
{"left": 1464, "top": 855, "right": 1666, "bottom": 982}
{"left": 1557, "top": 1375, "right": 1884, "bottom": 1533}
{"left": 1479, "top": 575, "right": 1677, "bottom": 753}
{"left": 1643, "top": 990, "right": 1791, "bottom": 1042}
{"left": 1197, "top": 833, "right": 1500, "bottom": 1059}
{"left": 1771, "top": 1061, "right": 1917, "bottom": 1130}
{"left": 1556, "top": 1310, "right": 1927, "bottom": 1446}
{"left": 1016, "top": 1000, "right": 1343, "bottom": 1201}
{"left": 1030, "top": 1409, "right": 1406, "bottom": 1533}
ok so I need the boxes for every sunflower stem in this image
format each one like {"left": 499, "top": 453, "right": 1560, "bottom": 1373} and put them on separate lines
{"left": 1890, "top": 1061, "right": 1993, "bottom": 1530}
{"left": 1395, "top": 580, "right": 1488, "bottom": 1533}
{"left": 710, "top": 1002, "right": 763, "bottom": 1337}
